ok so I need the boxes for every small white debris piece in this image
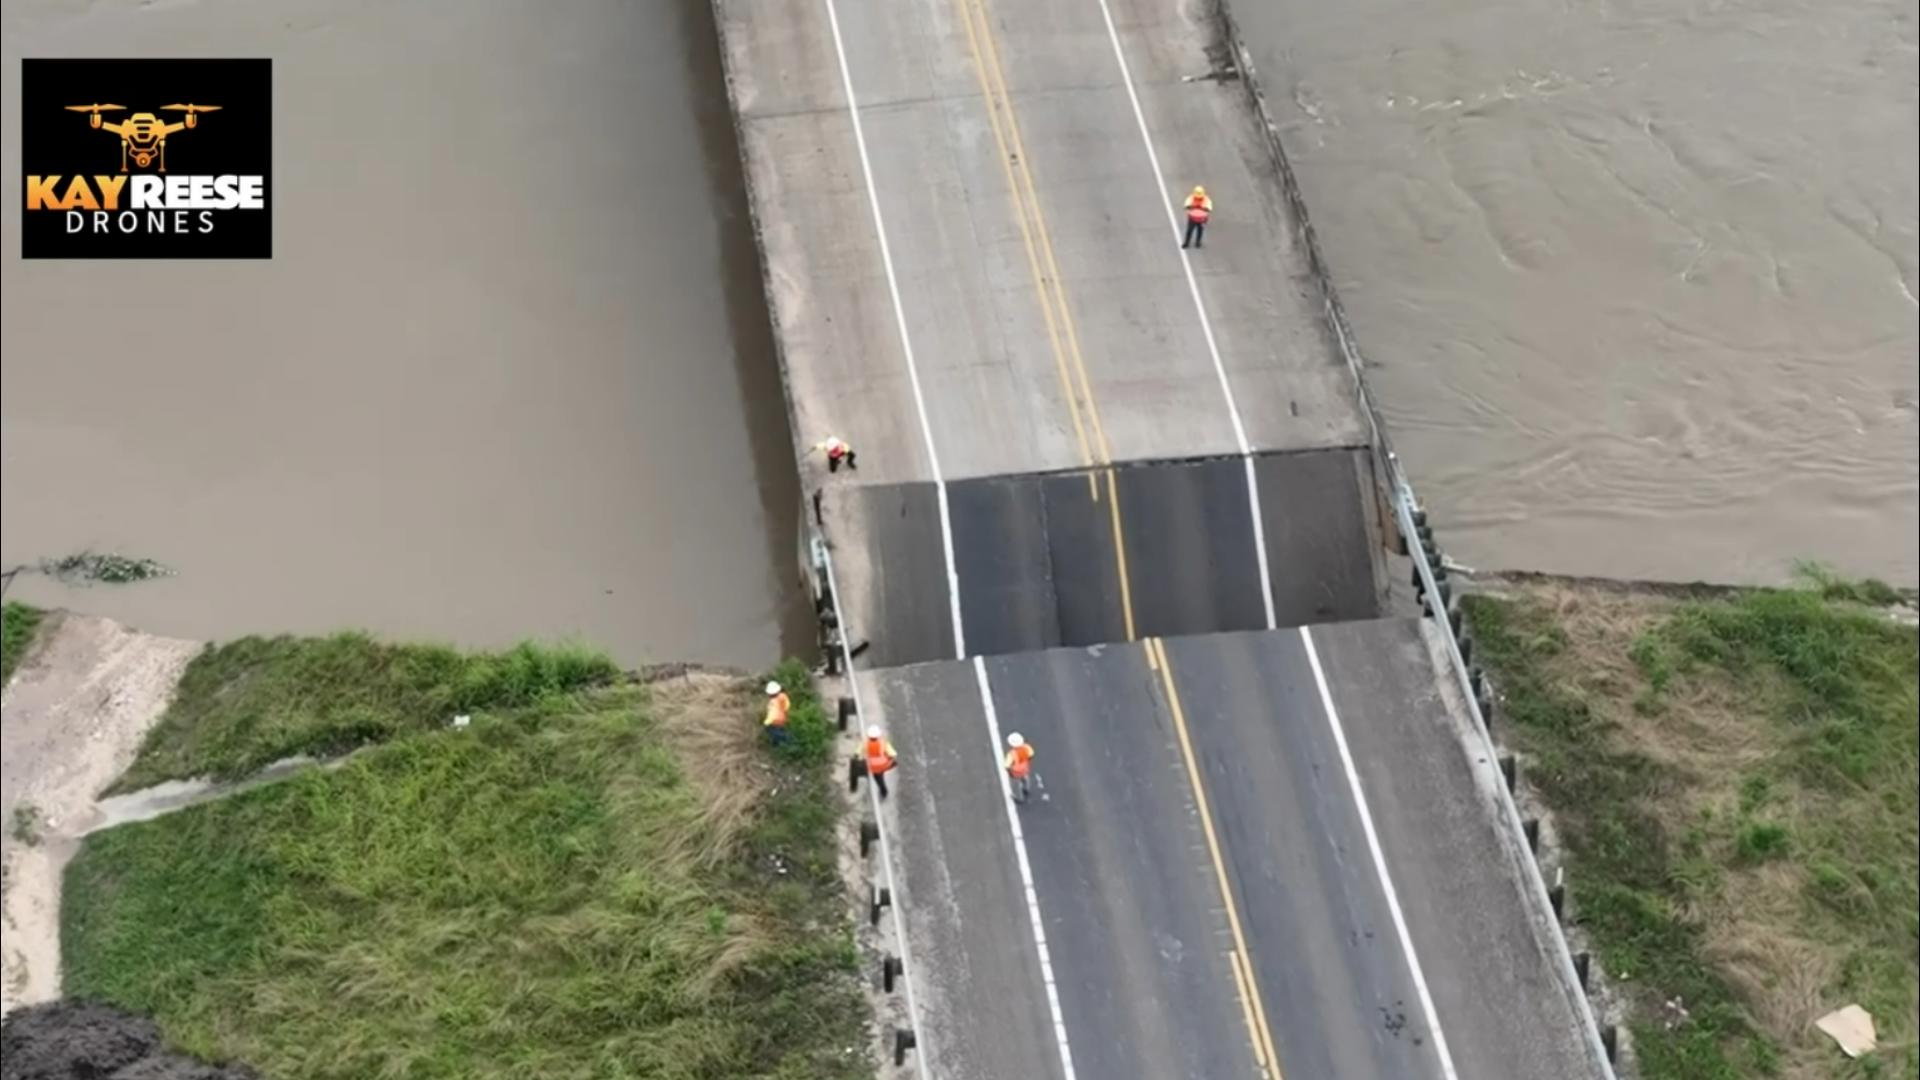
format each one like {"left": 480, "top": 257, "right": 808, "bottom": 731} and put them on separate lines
{"left": 1815, "top": 1004, "right": 1877, "bottom": 1058}
{"left": 451, "top": 714, "right": 471, "bottom": 730}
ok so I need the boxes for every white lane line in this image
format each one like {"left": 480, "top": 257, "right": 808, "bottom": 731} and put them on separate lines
{"left": 1300, "top": 626, "right": 1460, "bottom": 1080}
{"left": 819, "top": 540, "right": 935, "bottom": 1080}
{"left": 820, "top": 0, "right": 967, "bottom": 659}
{"left": 973, "top": 657, "right": 1080, "bottom": 1080}
{"left": 1088, "top": 0, "right": 1278, "bottom": 631}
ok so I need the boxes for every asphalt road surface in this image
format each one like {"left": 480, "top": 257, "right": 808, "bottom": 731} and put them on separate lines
{"left": 865, "top": 620, "right": 1602, "bottom": 1080}
{"left": 821, "top": 451, "right": 1389, "bottom": 667}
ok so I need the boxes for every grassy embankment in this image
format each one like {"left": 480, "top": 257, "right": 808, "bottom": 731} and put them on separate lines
{"left": 2, "top": 600, "right": 45, "bottom": 685}
{"left": 1465, "top": 573, "right": 1917, "bottom": 1080}
{"left": 62, "top": 632, "right": 868, "bottom": 1079}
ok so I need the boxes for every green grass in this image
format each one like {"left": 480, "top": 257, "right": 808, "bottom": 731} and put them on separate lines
{"left": 1466, "top": 582, "right": 1918, "bottom": 1080}
{"left": 63, "top": 651, "right": 872, "bottom": 1079}
{"left": 113, "top": 632, "right": 620, "bottom": 792}
{"left": 3, "top": 600, "right": 46, "bottom": 685}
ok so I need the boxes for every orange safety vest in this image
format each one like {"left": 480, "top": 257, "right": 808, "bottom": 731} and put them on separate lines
{"left": 764, "top": 692, "right": 790, "bottom": 728}
{"left": 1004, "top": 744, "right": 1034, "bottom": 778}
{"left": 865, "top": 737, "right": 897, "bottom": 775}
{"left": 1186, "top": 196, "right": 1211, "bottom": 224}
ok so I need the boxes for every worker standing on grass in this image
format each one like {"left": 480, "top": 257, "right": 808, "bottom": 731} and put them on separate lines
{"left": 1004, "top": 732, "right": 1036, "bottom": 803}
{"left": 811, "top": 436, "right": 858, "bottom": 473}
{"left": 763, "top": 680, "right": 791, "bottom": 747}
{"left": 1181, "top": 185, "right": 1212, "bottom": 250}
{"left": 863, "top": 725, "right": 898, "bottom": 798}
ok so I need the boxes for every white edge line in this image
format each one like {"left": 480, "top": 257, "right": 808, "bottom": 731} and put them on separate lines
{"left": 972, "top": 657, "right": 1080, "bottom": 1080}
{"left": 820, "top": 0, "right": 967, "bottom": 659}
{"left": 821, "top": 537, "right": 934, "bottom": 1080}
{"left": 1089, "top": 0, "right": 1277, "bottom": 630}
{"left": 1300, "top": 625, "right": 1460, "bottom": 1080}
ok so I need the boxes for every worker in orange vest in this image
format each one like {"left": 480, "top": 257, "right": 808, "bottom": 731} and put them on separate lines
{"left": 763, "top": 680, "right": 791, "bottom": 747}
{"left": 1004, "top": 731, "right": 1036, "bottom": 803}
{"left": 812, "top": 435, "right": 858, "bottom": 473}
{"left": 863, "top": 725, "right": 898, "bottom": 798}
{"left": 1181, "top": 185, "right": 1212, "bottom": 250}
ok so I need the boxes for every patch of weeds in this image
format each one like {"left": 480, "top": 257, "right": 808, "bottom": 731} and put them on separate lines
{"left": 115, "top": 633, "right": 619, "bottom": 791}
{"left": 1796, "top": 561, "right": 1908, "bottom": 608}
{"left": 2, "top": 601, "right": 45, "bottom": 685}
{"left": 768, "top": 658, "right": 835, "bottom": 767}
{"left": 1733, "top": 822, "right": 1790, "bottom": 864}
{"left": 10, "top": 803, "right": 42, "bottom": 846}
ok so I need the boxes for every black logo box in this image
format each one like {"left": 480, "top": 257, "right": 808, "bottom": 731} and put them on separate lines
{"left": 21, "top": 58, "right": 272, "bottom": 259}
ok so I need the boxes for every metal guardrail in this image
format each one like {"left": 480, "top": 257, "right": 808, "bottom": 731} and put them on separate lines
{"left": 1212, "top": 0, "right": 1620, "bottom": 1070}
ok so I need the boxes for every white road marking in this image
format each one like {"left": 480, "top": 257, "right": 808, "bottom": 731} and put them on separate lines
{"left": 973, "top": 657, "right": 1080, "bottom": 1080}
{"left": 820, "top": 0, "right": 967, "bottom": 659}
{"left": 1088, "top": 0, "right": 1278, "bottom": 630}
{"left": 1300, "top": 626, "right": 1461, "bottom": 1080}
{"left": 817, "top": 538, "right": 934, "bottom": 1080}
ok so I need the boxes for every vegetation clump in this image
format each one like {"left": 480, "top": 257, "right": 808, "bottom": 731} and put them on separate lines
{"left": 3, "top": 600, "right": 44, "bottom": 684}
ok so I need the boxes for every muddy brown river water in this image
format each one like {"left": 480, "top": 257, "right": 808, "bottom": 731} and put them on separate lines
{"left": 3, "top": 0, "right": 1914, "bottom": 674}
{"left": 2, "top": 0, "right": 810, "bottom": 667}
{"left": 1233, "top": 0, "right": 1918, "bottom": 585}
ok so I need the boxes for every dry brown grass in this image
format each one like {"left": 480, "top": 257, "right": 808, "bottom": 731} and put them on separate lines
{"left": 649, "top": 673, "right": 776, "bottom": 869}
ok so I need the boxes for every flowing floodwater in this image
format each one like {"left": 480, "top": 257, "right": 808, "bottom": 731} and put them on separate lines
{"left": 1, "top": 0, "right": 809, "bottom": 667}
{"left": 1234, "top": 0, "right": 1918, "bottom": 586}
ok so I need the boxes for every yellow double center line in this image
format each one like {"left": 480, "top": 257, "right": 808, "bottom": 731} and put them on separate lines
{"left": 1148, "top": 637, "right": 1285, "bottom": 1075}
{"left": 953, "top": 0, "right": 1136, "bottom": 641}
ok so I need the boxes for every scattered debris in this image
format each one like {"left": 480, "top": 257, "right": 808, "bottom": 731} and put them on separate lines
{"left": 1815, "top": 1004, "right": 1878, "bottom": 1059}
{"left": 33, "top": 552, "right": 175, "bottom": 587}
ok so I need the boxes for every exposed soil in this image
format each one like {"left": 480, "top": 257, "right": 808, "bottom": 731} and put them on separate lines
{"left": 0, "top": 1000, "right": 256, "bottom": 1080}
{"left": 0, "top": 612, "right": 200, "bottom": 1014}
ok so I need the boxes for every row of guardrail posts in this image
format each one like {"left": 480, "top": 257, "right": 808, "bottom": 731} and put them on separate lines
{"left": 1404, "top": 498, "right": 1621, "bottom": 1067}
{"left": 811, "top": 527, "right": 921, "bottom": 1070}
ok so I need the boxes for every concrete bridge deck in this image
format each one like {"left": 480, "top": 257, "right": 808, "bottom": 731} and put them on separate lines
{"left": 864, "top": 619, "right": 1594, "bottom": 1079}
{"left": 712, "top": 0, "right": 1609, "bottom": 1073}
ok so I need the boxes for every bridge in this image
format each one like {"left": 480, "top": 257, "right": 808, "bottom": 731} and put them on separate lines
{"left": 713, "top": 0, "right": 1616, "bottom": 1074}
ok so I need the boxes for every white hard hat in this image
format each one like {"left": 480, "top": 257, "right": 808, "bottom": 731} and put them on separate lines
{"left": 1006, "top": 732, "right": 1025, "bottom": 748}
{"left": 765, "top": 681, "right": 782, "bottom": 696}
{"left": 866, "top": 725, "right": 883, "bottom": 739}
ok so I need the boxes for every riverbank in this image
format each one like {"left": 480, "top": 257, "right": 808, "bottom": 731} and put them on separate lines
{"left": 1464, "top": 574, "right": 1917, "bottom": 1079}
{"left": 5, "top": 615, "right": 870, "bottom": 1077}
{"left": 1, "top": 610, "right": 202, "bottom": 1015}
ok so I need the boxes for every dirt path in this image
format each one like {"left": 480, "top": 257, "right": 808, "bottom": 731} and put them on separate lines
{"left": 0, "top": 611, "right": 200, "bottom": 1015}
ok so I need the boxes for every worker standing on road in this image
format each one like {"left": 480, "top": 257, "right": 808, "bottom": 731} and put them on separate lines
{"left": 811, "top": 436, "right": 858, "bottom": 473}
{"left": 863, "top": 725, "right": 898, "bottom": 799}
{"left": 1181, "top": 185, "right": 1212, "bottom": 250}
{"left": 763, "top": 680, "right": 791, "bottom": 747}
{"left": 1004, "top": 732, "right": 1036, "bottom": 803}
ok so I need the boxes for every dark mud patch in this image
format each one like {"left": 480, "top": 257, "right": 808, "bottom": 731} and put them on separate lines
{"left": 0, "top": 1000, "right": 257, "bottom": 1080}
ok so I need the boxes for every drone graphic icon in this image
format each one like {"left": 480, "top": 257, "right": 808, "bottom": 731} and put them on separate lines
{"left": 64, "top": 103, "right": 222, "bottom": 172}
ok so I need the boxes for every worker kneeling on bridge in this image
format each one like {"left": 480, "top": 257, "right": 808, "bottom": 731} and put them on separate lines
{"left": 1181, "top": 185, "right": 1212, "bottom": 250}
{"left": 864, "top": 725, "right": 898, "bottom": 799}
{"left": 812, "top": 435, "right": 858, "bottom": 473}
{"left": 1004, "top": 732, "right": 1036, "bottom": 804}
